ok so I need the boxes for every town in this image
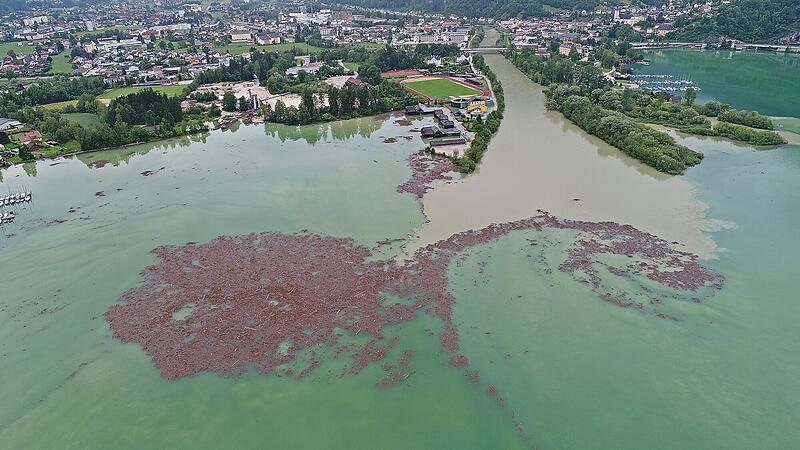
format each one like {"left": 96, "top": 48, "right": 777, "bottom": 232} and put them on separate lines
{"left": 1, "top": 0, "right": 797, "bottom": 167}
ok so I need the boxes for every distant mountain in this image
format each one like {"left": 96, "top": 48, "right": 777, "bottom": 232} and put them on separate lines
{"left": 324, "top": 0, "right": 605, "bottom": 19}
{"left": 668, "top": 0, "right": 800, "bottom": 44}
{"left": 0, "top": 0, "right": 28, "bottom": 13}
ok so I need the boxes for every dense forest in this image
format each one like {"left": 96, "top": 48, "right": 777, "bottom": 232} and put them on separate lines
{"left": 263, "top": 82, "right": 418, "bottom": 125}
{"left": 668, "top": 0, "right": 800, "bottom": 43}
{"left": 107, "top": 90, "right": 183, "bottom": 127}
{"left": 0, "top": 0, "right": 109, "bottom": 12}
{"left": 326, "top": 0, "right": 605, "bottom": 19}
{"left": 0, "top": 0, "right": 27, "bottom": 13}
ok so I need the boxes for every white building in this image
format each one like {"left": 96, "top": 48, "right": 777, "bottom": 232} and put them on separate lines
{"left": 0, "top": 118, "right": 23, "bottom": 131}
{"left": 285, "top": 61, "right": 324, "bottom": 76}
{"left": 23, "top": 16, "right": 49, "bottom": 27}
{"left": 230, "top": 31, "right": 253, "bottom": 42}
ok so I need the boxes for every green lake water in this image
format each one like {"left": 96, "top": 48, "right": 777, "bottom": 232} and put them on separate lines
{"left": 639, "top": 48, "right": 800, "bottom": 118}
{"left": 2, "top": 47, "right": 800, "bottom": 449}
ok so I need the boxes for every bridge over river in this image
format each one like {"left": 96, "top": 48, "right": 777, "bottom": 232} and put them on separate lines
{"left": 631, "top": 42, "right": 800, "bottom": 53}
{"left": 463, "top": 47, "right": 506, "bottom": 54}
{"left": 467, "top": 43, "right": 800, "bottom": 54}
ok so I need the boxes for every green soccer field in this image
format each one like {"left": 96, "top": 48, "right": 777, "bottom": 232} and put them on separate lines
{"left": 402, "top": 78, "right": 482, "bottom": 99}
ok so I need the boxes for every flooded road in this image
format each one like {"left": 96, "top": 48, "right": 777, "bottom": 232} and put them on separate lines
{"left": 410, "top": 52, "right": 727, "bottom": 258}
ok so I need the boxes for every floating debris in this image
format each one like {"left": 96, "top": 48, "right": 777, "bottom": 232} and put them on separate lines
{"left": 105, "top": 211, "right": 723, "bottom": 380}
{"left": 397, "top": 149, "right": 460, "bottom": 199}
{"left": 104, "top": 212, "right": 725, "bottom": 443}
{"left": 88, "top": 159, "right": 111, "bottom": 169}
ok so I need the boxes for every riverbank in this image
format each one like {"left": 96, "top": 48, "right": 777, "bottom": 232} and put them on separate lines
{"left": 646, "top": 120, "right": 800, "bottom": 146}
{"left": 408, "top": 52, "right": 725, "bottom": 260}
{"left": 0, "top": 126, "right": 214, "bottom": 169}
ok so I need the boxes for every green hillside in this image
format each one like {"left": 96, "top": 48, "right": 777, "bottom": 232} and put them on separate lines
{"left": 669, "top": 0, "right": 800, "bottom": 43}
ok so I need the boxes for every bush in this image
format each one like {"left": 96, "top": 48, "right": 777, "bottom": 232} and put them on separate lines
{"left": 718, "top": 109, "right": 774, "bottom": 130}
{"left": 713, "top": 122, "right": 786, "bottom": 145}
{"left": 555, "top": 94, "right": 703, "bottom": 174}
{"left": 456, "top": 55, "right": 506, "bottom": 173}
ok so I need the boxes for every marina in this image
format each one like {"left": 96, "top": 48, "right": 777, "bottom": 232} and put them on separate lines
{"left": 630, "top": 74, "right": 701, "bottom": 93}
{"left": 1, "top": 191, "right": 32, "bottom": 207}
{"left": 0, "top": 191, "right": 33, "bottom": 225}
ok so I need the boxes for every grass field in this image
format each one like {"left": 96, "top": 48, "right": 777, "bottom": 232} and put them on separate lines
{"left": 212, "top": 42, "right": 324, "bottom": 55}
{"left": 41, "top": 100, "right": 78, "bottom": 110}
{"left": 402, "top": 78, "right": 482, "bottom": 99}
{"left": 349, "top": 42, "right": 386, "bottom": 49}
{"left": 76, "top": 26, "right": 139, "bottom": 38}
{"left": 98, "top": 85, "right": 187, "bottom": 100}
{"left": 0, "top": 42, "right": 35, "bottom": 56}
{"left": 343, "top": 62, "right": 360, "bottom": 72}
{"left": 62, "top": 113, "right": 105, "bottom": 127}
{"left": 47, "top": 52, "right": 73, "bottom": 74}
{"left": 155, "top": 40, "right": 189, "bottom": 54}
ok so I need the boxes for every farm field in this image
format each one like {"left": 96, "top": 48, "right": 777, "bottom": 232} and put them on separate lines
{"left": 98, "top": 85, "right": 186, "bottom": 100}
{"left": 402, "top": 77, "right": 483, "bottom": 99}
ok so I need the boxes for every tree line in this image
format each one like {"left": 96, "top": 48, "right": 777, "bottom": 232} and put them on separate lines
{"left": 325, "top": 0, "right": 603, "bottom": 19}
{"left": 508, "top": 49, "right": 786, "bottom": 173}
{"left": 7, "top": 87, "right": 209, "bottom": 155}
{"left": 107, "top": 89, "right": 183, "bottom": 128}
{"left": 549, "top": 87, "right": 704, "bottom": 174}
{"left": 0, "top": 76, "right": 107, "bottom": 116}
{"left": 262, "top": 82, "right": 418, "bottom": 126}
{"left": 457, "top": 54, "right": 505, "bottom": 173}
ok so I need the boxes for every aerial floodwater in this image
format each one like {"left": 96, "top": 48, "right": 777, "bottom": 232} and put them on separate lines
{"left": 2, "top": 32, "right": 800, "bottom": 450}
